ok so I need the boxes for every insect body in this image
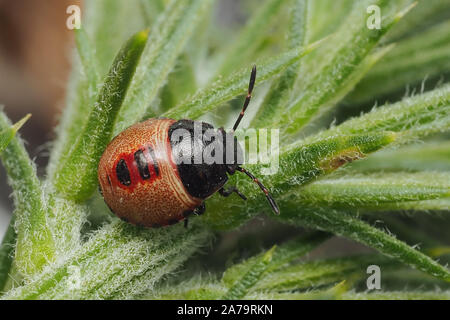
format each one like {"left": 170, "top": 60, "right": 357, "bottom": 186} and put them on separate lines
{"left": 98, "top": 66, "right": 279, "bottom": 228}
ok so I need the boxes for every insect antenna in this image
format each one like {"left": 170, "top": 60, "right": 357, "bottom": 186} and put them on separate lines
{"left": 232, "top": 65, "right": 257, "bottom": 132}
{"left": 236, "top": 166, "right": 279, "bottom": 215}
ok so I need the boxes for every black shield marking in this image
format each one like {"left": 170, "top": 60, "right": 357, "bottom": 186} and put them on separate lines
{"left": 148, "top": 147, "right": 159, "bottom": 176}
{"left": 116, "top": 159, "right": 131, "bottom": 186}
{"left": 134, "top": 149, "right": 150, "bottom": 180}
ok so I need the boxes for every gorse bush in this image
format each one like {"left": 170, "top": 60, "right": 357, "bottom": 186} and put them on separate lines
{"left": 0, "top": 0, "right": 449, "bottom": 299}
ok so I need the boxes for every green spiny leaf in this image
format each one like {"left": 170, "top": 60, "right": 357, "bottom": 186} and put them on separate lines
{"left": 160, "top": 54, "right": 198, "bottom": 112}
{"left": 203, "top": 131, "right": 396, "bottom": 230}
{"left": 54, "top": 29, "right": 148, "bottom": 202}
{"left": 74, "top": 28, "right": 100, "bottom": 106}
{"left": 348, "top": 19, "right": 450, "bottom": 105}
{"left": 313, "top": 83, "right": 450, "bottom": 143}
{"left": 84, "top": 0, "right": 148, "bottom": 75}
{"left": 251, "top": 0, "right": 309, "bottom": 128}
{"left": 277, "top": 207, "right": 450, "bottom": 281}
{"left": 217, "top": 0, "right": 287, "bottom": 76}
{"left": 2, "top": 221, "right": 211, "bottom": 300}
{"left": 348, "top": 141, "right": 450, "bottom": 172}
{"left": 254, "top": 255, "right": 392, "bottom": 291}
{"left": 46, "top": 0, "right": 148, "bottom": 179}
{"left": 222, "top": 232, "right": 329, "bottom": 288}
{"left": 279, "top": 0, "right": 416, "bottom": 136}
{"left": 382, "top": 198, "right": 450, "bottom": 212}
{"left": 0, "top": 112, "right": 54, "bottom": 277}
{"left": 0, "top": 216, "right": 16, "bottom": 292}
{"left": 221, "top": 245, "right": 276, "bottom": 299}
{"left": 115, "top": 0, "right": 213, "bottom": 134}
{"left": 293, "top": 172, "right": 450, "bottom": 211}
{"left": 307, "top": 0, "right": 353, "bottom": 42}
{"left": 0, "top": 113, "right": 31, "bottom": 288}
{"left": 164, "top": 39, "right": 323, "bottom": 121}
{"left": 0, "top": 114, "right": 31, "bottom": 153}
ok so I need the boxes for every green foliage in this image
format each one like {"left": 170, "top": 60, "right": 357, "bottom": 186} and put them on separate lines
{"left": 278, "top": 0, "right": 417, "bottom": 137}
{"left": 163, "top": 40, "right": 322, "bottom": 120}
{"left": 0, "top": 114, "right": 30, "bottom": 153}
{"left": 348, "top": 16, "right": 450, "bottom": 105}
{"left": 315, "top": 83, "right": 450, "bottom": 143}
{"left": 0, "top": 216, "right": 15, "bottom": 292}
{"left": 55, "top": 30, "right": 148, "bottom": 202}
{"left": 216, "top": 0, "right": 287, "bottom": 76}
{"left": 0, "top": 113, "right": 30, "bottom": 289}
{"left": 0, "top": 112, "right": 54, "bottom": 277}
{"left": 3, "top": 221, "right": 211, "bottom": 299}
{"left": 222, "top": 245, "right": 276, "bottom": 299}
{"left": 116, "top": 0, "right": 213, "bottom": 134}
{"left": 297, "top": 172, "right": 450, "bottom": 210}
{"left": 0, "top": 0, "right": 449, "bottom": 300}
{"left": 222, "top": 232, "right": 330, "bottom": 287}
{"left": 252, "top": 0, "right": 309, "bottom": 128}
{"left": 203, "top": 131, "right": 398, "bottom": 229}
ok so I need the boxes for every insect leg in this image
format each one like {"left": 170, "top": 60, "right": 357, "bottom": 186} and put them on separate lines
{"left": 194, "top": 202, "right": 206, "bottom": 215}
{"left": 236, "top": 166, "right": 280, "bottom": 215}
{"left": 219, "top": 187, "right": 247, "bottom": 200}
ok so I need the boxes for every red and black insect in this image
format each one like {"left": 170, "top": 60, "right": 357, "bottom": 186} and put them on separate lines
{"left": 98, "top": 66, "right": 279, "bottom": 228}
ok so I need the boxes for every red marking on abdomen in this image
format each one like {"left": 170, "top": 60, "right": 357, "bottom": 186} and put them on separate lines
{"left": 112, "top": 146, "right": 161, "bottom": 191}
